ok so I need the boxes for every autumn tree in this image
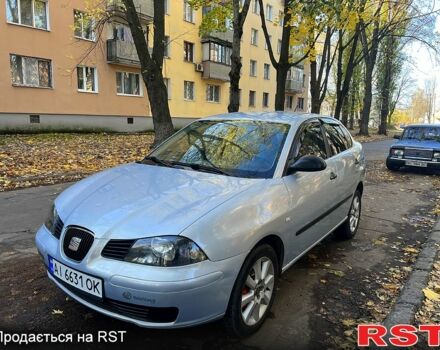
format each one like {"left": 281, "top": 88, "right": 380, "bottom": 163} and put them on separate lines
{"left": 258, "top": 0, "right": 312, "bottom": 111}
{"left": 189, "top": 0, "right": 252, "bottom": 113}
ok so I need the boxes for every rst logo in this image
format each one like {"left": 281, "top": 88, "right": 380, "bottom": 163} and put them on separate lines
{"left": 358, "top": 324, "right": 440, "bottom": 347}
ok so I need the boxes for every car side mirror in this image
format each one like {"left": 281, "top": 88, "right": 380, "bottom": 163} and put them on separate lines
{"left": 287, "top": 155, "right": 327, "bottom": 175}
{"left": 393, "top": 134, "right": 402, "bottom": 140}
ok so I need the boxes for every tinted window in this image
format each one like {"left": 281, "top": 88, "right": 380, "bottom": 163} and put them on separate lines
{"left": 323, "top": 124, "right": 347, "bottom": 155}
{"left": 295, "top": 122, "right": 328, "bottom": 160}
{"left": 337, "top": 125, "right": 353, "bottom": 148}
{"left": 149, "top": 120, "right": 290, "bottom": 178}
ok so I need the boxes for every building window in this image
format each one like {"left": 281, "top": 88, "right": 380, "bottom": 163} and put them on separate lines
{"left": 204, "top": 42, "right": 232, "bottom": 65}
{"left": 184, "top": 41, "right": 194, "bottom": 62}
{"left": 263, "top": 63, "right": 270, "bottom": 80}
{"left": 164, "top": 36, "right": 170, "bottom": 57}
{"left": 278, "top": 10, "right": 284, "bottom": 26}
{"left": 263, "top": 92, "right": 269, "bottom": 108}
{"left": 116, "top": 72, "right": 141, "bottom": 96}
{"left": 297, "top": 97, "right": 304, "bottom": 110}
{"left": 250, "top": 60, "right": 257, "bottom": 77}
{"left": 6, "top": 0, "right": 48, "bottom": 29}
{"left": 73, "top": 10, "right": 95, "bottom": 41}
{"left": 286, "top": 95, "right": 294, "bottom": 109}
{"left": 252, "top": 0, "right": 259, "bottom": 14}
{"left": 183, "top": 0, "right": 195, "bottom": 23}
{"left": 249, "top": 90, "right": 256, "bottom": 107}
{"left": 184, "top": 80, "right": 195, "bottom": 100}
{"left": 127, "top": 117, "right": 134, "bottom": 124}
{"left": 266, "top": 4, "right": 273, "bottom": 21}
{"left": 10, "top": 54, "right": 52, "bottom": 88}
{"left": 206, "top": 84, "right": 220, "bottom": 102}
{"left": 164, "top": 78, "right": 171, "bottom": 99}
{"left": 250, "top": 28, "right": 258, "bottom": 46}
{"left": 77, "top": 66, "right": 97, "bottom": 93}
{"left": 29, "top": 114, "right": 40, "bottom": 123}
{"left": 277, "top": 39, "right": 282, "bottom": 54}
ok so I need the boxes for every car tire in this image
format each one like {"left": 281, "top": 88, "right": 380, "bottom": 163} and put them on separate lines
{"left": 224, "top": 244, "right": 279, "bottom": 337}
{"left": 335, "top": 190, "right": 362, "bottom": 240}
{"left": 386, "top": 158, "right": 400, "bottom": 171}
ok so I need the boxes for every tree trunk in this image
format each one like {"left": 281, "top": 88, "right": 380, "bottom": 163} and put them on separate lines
{"left": 341, "top": 96, "right": 349, "bottom": 126}
{"left": 228, "top": 0, "right": 250, "bottom": 113}
{"left": 275, "top": 65, "right": 289, "bottom": 110}
{"left": 122, "top": 0, "right": 173, "bottom": 145}
{"left": 310, "top": 60, "right": 321, "bottom": 113}
{"left": 359, "top": 65, "right": 373, "bottom": 136}
{"left": 228, "top": 25, "right": 242, "bottom": 113}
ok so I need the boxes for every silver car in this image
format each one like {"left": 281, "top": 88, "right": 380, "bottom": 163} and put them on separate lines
{"left": 35, "top": 112, "right": 365, "bottom": 336}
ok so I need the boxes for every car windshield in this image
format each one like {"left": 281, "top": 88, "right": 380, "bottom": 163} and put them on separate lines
{"left": 402, "top": 127, "right": 440, "bottom": 141}
{"left": 147, "top": 119, "right": 290, "bottom": 178}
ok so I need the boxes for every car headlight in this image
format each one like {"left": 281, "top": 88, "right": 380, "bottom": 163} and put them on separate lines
{"left": 434, "top": 152, "right": 440, "bottom": 159}
{"left": 44, "top": 203, "right": 56, "bottom": 234}
{"left": 124, "top": 236, "right": 208, "bottom": 267}
{"left": 391, "top": 148, "right": 404, "bottom": 157}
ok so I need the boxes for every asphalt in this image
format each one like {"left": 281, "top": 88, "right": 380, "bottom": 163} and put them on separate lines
{"left": 1, "top": 138, "right": 439, "bottom": 350}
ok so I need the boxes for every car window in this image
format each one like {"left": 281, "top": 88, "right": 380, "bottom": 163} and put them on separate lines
{"left": 149, "top": 120, "right": 290, "bottom": 179}
{"left": 295, "top": 122, "right": 328, "bottom": 160}
{"left": 403, "top": 127, "right": 440, "bottom": 141}
{"left": 323, "top": 123, "right": 347, "bottom": 155}
{"left": 336, "top": 125, "right": 353, "bottom": 148}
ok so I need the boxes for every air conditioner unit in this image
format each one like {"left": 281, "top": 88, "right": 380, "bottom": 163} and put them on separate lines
{"left": 195, "top": 63, "right": 204, "bottom": 72}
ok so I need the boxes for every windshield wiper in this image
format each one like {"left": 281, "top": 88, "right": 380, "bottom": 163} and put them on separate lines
{"left": 172, "top": 161, "right": 232, "bottom": 176}
{"left": 142, "top": 156, "right": 175, "bottom": 168}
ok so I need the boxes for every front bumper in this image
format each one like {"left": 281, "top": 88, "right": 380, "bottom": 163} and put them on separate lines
{"left": 35, "top": 225, "right": 246, "bottom": 328}
{"left": 387, "top": 157, "right": 440, "bottom": 169}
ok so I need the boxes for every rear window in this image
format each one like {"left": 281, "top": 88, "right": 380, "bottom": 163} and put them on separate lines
{"left": 323, "top": 123, "right": 348, "bottom": 155}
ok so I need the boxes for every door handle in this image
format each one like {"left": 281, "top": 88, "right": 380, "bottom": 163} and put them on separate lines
{"left": 330, "top": 172, "right": 338, "bottom": 180}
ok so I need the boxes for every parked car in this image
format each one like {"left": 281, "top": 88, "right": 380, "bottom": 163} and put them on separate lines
{"left": 35, "top": 112, "right": 366, "bottom": 336}
{"left": 386, "top": 124, "right": 440, "bottom": 171}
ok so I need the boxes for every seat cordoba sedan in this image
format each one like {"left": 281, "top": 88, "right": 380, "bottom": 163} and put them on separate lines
{"left": 36, "top": 112, "right": 366, "bottom": 336}
{"left": 387, "top": 124, "right": 440, "bottom": 171}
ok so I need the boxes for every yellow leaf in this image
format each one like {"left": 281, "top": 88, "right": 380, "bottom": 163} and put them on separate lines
{"left": 342, "top": 319, "right": 356, "bottom": 327}
{"left": 52, "top": 309, "right": 64, "bottom": 315}
{"left": 423, "top": 288, "right": 440, "bottom": 301}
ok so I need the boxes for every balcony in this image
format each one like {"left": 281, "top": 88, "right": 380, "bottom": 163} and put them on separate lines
{"left": 107, "top": 39, "right": 140, "bottom": 67}
{"left": 285, "top": 79, "right": 304, "bottom": 93}
{"left": 107, "top": 0, "right": 153, "bottom": 21}
{"left": 202, "top": 29, "right": 233, "bottom": 44}
{"left": 202, "top": 61, "right": 230, "bottom": 81}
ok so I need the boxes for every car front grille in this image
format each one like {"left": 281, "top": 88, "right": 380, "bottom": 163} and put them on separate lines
{"left": 63, "top": 226, "right": 94, "bottom": 262}
{"left": 56, "top": 278, "right": 178, "bottom": 323}
{"left": 101, "top": 239, "right": 136, "bottom": 260}
{"left": 404, "top": 148, "right": 433, "bottom": 159}
{"left": 53, "top": 215, "right": 64, "bottom": 239}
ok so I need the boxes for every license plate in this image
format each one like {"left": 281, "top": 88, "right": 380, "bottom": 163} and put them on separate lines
{"left": 48, "top": 256, "right": 103, "bottom": 298}
{"left": 405, "top": 160, "right": 428, "bottom": 167}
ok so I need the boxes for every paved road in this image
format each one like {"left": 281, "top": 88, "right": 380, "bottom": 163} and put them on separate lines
{"left": 1, "top": 139, "right": 438, "bottom": 349}
{"left": 362, "top": 139, "right": 394, "bottom": 161}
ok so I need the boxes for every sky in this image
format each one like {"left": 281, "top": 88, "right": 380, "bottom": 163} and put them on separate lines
{"left": 403, "top": 3, "right": 440, "bottom": 116}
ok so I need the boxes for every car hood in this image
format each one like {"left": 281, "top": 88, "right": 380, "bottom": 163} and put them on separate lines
{"left": 56, "top": 163, "right": 262, "bottom": 240}
{"left": 394, "top": 139, "right": 440, "bottom": 149}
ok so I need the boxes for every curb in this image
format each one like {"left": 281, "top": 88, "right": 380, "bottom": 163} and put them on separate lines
{"left": 383, "top": 218, "right": 440, "bottom": 328}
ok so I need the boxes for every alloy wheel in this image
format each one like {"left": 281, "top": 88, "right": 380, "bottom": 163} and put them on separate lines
{"left": 349, "top": 195, "right": 361, "bottom": 233}
{"left": 241, "top": 257, "right": 275, "bottom": 326}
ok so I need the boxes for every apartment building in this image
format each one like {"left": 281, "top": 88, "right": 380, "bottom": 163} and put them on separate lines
{"left": 0, "top": 0, "right": 309, "bottom": 131}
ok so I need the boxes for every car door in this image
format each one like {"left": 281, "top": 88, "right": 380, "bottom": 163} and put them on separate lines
{"left": 321, "top": 121, "right": 357, "bottom": 222}
{"left": 282, "top": 120, "right": 339, "bottom": 263}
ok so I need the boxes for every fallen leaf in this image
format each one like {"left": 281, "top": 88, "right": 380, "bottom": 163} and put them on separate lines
{"left": 423, "top": 288, "right": 440, "bottom": 301}
{"left": 52, "top": 309, "right": 64, "bottom": 315}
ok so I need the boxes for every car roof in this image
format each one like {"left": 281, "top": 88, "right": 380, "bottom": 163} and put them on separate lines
{"left": 405, "top": 124, "right": 440, "bottom": 128}
{"left": 203, "top": 111, "right": 335, "bottom": 127}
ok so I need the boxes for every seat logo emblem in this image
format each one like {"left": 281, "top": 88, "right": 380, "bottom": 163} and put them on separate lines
{"left": 68, "top": 237, "right": 82, "bottom": 252}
